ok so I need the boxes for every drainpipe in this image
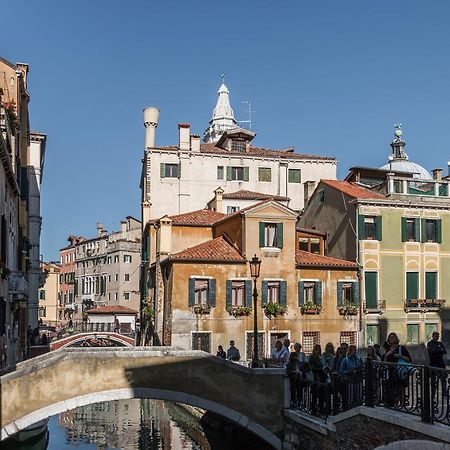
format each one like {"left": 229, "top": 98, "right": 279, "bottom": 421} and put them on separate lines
{"left": 356, "top": 205, "right": 365, "bottom": 348}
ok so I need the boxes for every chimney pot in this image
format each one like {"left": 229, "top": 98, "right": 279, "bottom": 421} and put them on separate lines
{"left": 144, "top": 107, "right": 160, "bottom": 148}
{"left": 432, "top": 168, "right": 443, "bottom": 181}
{"left": 178, "top": 123, "right": 191, "bottom": 151}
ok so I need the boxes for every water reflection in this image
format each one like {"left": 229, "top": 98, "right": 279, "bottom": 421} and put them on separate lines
{"left": 3, "top": 399, "right": 272, "bottom": 450}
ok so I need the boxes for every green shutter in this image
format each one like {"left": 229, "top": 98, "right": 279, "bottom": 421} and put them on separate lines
{"left": 259, "top": 222, "right": 265, "bottom": 247}
{"left": 226, "top": 166, "right": 232, "bottom": 181}
{"left": 421, "top": 219, "right": 427, "bottom": 243}
{"left": 337, "top": 282, "right": 343, "bottom": 306}
{"left": 375, "top": 216, "right": 382, "bottom": 241}
{"left": 436, "top": 219, "right": 442, "bottom": 244}
{"left": 401, "top": 218, "right": 408, "bottom": 242}
{"left": 262, "top": 280, "right": 268, "bottom": 306}
{"left": 425, "top": 272, "right": 437, "bottom": 300}
{"left": 209, "top": 279, "right": 216, "bottom": 307}
{"left": 226, "top": 280, "right": 232, "bottom": 308}
{"left": 315, "top": 281, "right": 322, "bottom": 306}
{"left": 160, "top": 163, "right": 166, "bottom": 178}
{"left": 298, "top": 281, "right": 305, "bottom": 306}
{"left": 414, "top": 218, "right": 420, "bottom": 242}
{"left": 243, "top": 167, "right": 249, "bottom": 181}
{"left": 358, "top": 215, "right": 366, "bottom": 240}
{"left": 365, "top": 272, "right": 378, "bottom": 309}
{"left": 276, "top": 223, "right": 283, "bottom": 248}
{"left": 177, "top": 163, "right": 181, "bottom": 178}
{"left": 245, "top": 280, "right": 252, "bottom": 307}
{"left": 188, "top": 278, "right": 195, "bottom": 306}
{"left": 279, "top": 281, "right": 287, "bottom": 307}
{"left": 352, "top": 281, "right": 360, "bottom": 304}
{"left": 406, "top": 272, "right": 419, "bottom": 300}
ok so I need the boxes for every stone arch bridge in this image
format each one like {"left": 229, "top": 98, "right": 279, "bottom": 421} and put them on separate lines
{"left": 0, "top": 348, "right": 286, "bottom": 448}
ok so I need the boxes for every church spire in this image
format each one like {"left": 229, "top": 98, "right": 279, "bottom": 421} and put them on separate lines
{"left": 390, "top": 124, "right": 408, "bottom": 160}
{"left": 204, "top": 76, "right": 238, "bottom": 143}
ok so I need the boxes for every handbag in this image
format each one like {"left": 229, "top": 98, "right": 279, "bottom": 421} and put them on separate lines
{"left": 396, "top": 346, "right": 413, "bottom": 380}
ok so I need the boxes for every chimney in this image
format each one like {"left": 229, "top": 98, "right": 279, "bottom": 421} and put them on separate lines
{"left": 191, "top": 134, "right": 201, "bottom": 152}
{"left": 120, "top": 220, "right": 127, "bottom": 233}
{"left": 303, "top": 181, "right": 318, "bottom": 206}
{"left": 96, "top": 223, "right": 104, "bottom": 237}
{"left": 432, "top": 168, "right": 443, "bottom": 181}
{"left": 178, "top": 123, "right": 190, "bottom": 151}
{"left": 214, "top": 187, "right": 224, "bottom": 213}
{"left": 144, "top": 107, "right": 160, "bottom": 148}
{"left": 158, "top": 216, "right": 172, "bottom": 254}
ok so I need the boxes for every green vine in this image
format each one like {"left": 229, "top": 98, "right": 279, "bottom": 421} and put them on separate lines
{"left": 263, "top": 302, "right": 287, "bottom": 319}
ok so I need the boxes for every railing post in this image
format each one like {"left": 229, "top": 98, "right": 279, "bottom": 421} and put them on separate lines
{"left": 331, "top": 373, "right": 340, "bottom": 415}
{"left": 422, "top": 365, "right": 432, "bottom": 424}
{"left": 365, "top": 357, "right": 374, "bottom": 407}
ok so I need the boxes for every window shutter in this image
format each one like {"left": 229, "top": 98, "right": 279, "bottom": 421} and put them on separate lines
{"left": 226, "top": 166, "right": 232, "bottom": 181}
{"left": 414, "top": 218, "right": 420, "bottom": 242}
{"left": 209, "top": 279, "right": 216, "bottom": 307}
{"left": 259, "top": 222, "right": 265, "bottom": 247}
{"left": 358, "top": 215, "right": 366, "bottom": 240}
{"left": 365, "top": 272, "right": 378, "bottom": 309}
{"left": 279, "top": 281, "right": 287, "bottom": 307}
{"left": 276, "top": 223, "right": 283, "bottom": 248}
{"left": 177, "top": 163, "right": 181, "bottom": 178}
{"left": 245, "top": 280, "right": 252, "bottom": 307}
{"left": 226, "top": 280, "right": 232, "bottom": 308}
{"left": 298, "top": 281, "right": 305, "bottom": 306}
{"left": 403, "top": 217, "right": 410, "bottom": 242}
{"left": 315, "top": 281, "right": 322, "bottom": 306}
{"left": 406, "top": 272, "right": 418, "bottom": 299}
{"left": 160, "top": 163, "right": 166, "bottom": 178}
{"left": 262, "top": 280, "right": 268, "bottom": 306}
{"left": 337, "top": 281, "right": 343, "bottom": 306}
{"left": 188, "top": 278, "right": 195, "bottom": 306}
{"left": 421, "top": 219, "right": 427, "bottom": 243}
{"left": 425, "top": 272, "right": 437, "bottom": 300}
{"left": 243, "top": 167, "right": 249, "bottom": 181}
{"left": 352, "top": 281, "right": 360, "bottom": 304}
{"left": 436, "top": 219, "right": 442, "bottom": 244}
{"left": 375, "top": 216, "right": 382, "bottom": 241}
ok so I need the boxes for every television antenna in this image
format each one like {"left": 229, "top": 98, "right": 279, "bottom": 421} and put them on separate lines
{"left": 239, "top": 101, "right": 255, "bottom": 131}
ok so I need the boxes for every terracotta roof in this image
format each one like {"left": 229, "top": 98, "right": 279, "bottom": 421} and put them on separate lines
{"left": 296, "top": 250, "right": 358, "bottom": 269}
{"left": 222, "top": 189, "right": 289, "bottom": 201}
{"left": 168, "top": 209, "right": 226, "bottom": 226}
{"left": 149, "top": 144, "right": 335, "bottom": 161}
{"left": 297, "top": 226, "right": 327, "bottom": 237}
{"left": 86, "top": 305, "right": 138, "bottom": 315}
{"left": 321, "top": 180, "right": 385, "bottom": 199}
{"left": 170, "top": 236, "right": 246, "bottom": 263}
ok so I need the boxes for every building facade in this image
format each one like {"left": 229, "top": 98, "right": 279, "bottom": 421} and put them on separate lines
{"left": 140, "top": 83, "right": 337, "bottom": 224}
{"left": 38, "top": 262, "right": 60, "bottom": 325}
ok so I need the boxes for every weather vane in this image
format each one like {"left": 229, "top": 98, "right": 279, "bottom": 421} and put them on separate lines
{"left": 394, "top": 123, "right": 402, "bottom": 138}
{"left": 220, "top": 73, "right": 227, "bottom": 84}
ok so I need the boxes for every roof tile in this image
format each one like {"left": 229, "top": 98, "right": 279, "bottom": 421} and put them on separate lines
{"left": 222, "top": 189, "right": 288, "bottom": 201}
{"left": 86, "top": 305, "right": 138, "bottom": 314}
{"left": 168, "top": 209, "right": 226, "bottom": 226}
{"left": 296, "top": 250, "right": 358, "bottom": 269}
{"left": 321, "top": 180, "right": 385, "bottom": 199}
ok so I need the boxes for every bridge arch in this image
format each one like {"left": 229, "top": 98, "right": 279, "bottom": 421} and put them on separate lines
{"left": 50, "top": 332, "right": 135, "bottom": 350}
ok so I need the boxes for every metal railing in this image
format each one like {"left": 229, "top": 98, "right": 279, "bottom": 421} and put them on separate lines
{"left": 290, "top": 358, "right": 450, "bottom": 426}
{"left": 58, "top": 321, "right": 135, "bottom": 338}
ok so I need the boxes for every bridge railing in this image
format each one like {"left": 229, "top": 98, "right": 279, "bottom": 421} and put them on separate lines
{"left": 291, "top": 358, "right": 450, "bottom": 427}
{"left": 58, "top": 322, "right": 135, "bottom": 338}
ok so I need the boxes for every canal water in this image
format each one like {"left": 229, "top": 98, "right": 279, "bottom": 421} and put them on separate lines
{"left": 1, "top": 399, "right": 273, "bottom": 450}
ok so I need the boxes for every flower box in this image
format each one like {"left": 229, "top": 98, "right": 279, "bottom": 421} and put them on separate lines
{"left": 226, "top": 306, "right": 251, "bottom": 318}
{"left": 263, "top": 303, "right": 287, "bottom": 319}
{"left": 193, "top": 304, "right": 210, "bottom": 315}
{"left": 301, "top": 301, "right": 322, "bottom": 315}
{"left": 338, "top": 302, "right": 359, "bottom": 316}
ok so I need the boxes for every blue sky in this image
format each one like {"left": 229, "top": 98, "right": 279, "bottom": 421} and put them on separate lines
{"left": 2, "top": 1, "right": 450, "bottom": 260}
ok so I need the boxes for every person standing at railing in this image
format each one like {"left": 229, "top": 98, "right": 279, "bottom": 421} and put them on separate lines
{"left": 367, "top": 346, "right": 381, "bottom": 362}
{"left": 286, "top": 351, "right": 301, "bottom": 408}
{"left": 427, "top": 332, "right": 448, "bottom": 397}
{"left": 332, "top": 342, "right": 348, "bottom": 373}
{"left": 226, "top": 340, "right": 241, "bottom": 362}
{"left": 321, "top": 343, "right": 335, "bottom": 381}
{"left": 309, "top": 344, "right": 327, "bottom": 416}
{"left": 271, "top": 340, "right": 289, "bottom": 367}
{"left": 340, "top": 345, "right": 364, "bottom": 408}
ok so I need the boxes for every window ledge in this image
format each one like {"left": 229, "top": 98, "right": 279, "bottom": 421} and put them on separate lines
{"left": 261, "top": 247, "right": 281, "bottom": 253}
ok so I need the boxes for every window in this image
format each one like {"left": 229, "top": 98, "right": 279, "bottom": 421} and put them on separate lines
{"left": 337, "top": 281, "right": 359, "bottom": 305}
{"left": 425, "top": 272, "right": 437, "bottom": 300}
{"left": 406, "top": 272, "right": 419, "bottom": 300}
{"left": 115, "top": 274, "right": 119, "bottom": 282}
{"left": 304, "top": 282, "right": 315, "bottom": 303}
{"left": 107, "top": 257, "right": 112, "bottom": 264}
{"left": 39, "top": 290, "right": 46, "bottom": 300}
{"left": 298, "top": 237, "right": 320, "bottom": 254}
{"left": 402, "top": 218, "right": 420, "bottom": 242}
{"left": 124, "top": 292, "right": 130, "bottom": 300}
{"left": 124, "top": 255, "right": 132, "bottom": 263}
{"left": 359, "top": 215, "right": 382, "bottom": 240}
{"left": 125, "top": 274, "right": 130, "bottom": 282}
{"left": 217, "top": 166, "right": 224, "bottom": 180}
{"left": 262, "top": 280, "right": 287, "bottom": 306}
{"left": 407, "top": 324, "right": 419, "bottom": 345}
{"left": 425, "top": 323, "right": 438, "bottom": 342}
{"left": 114, "top": 255, "right": 119, "bottom": 263}
{"left": 160, "top": 163, "right": 180, "bottom": 178}
{"left": 267, "top": 282, "right": 280, "bottom": 303}
{"left": 108, "top": 293, "right": 111, "bottom": 301}
{"left": 259, "top": 222, "right": 283, "bottom": 248}
{"left": 192, "top": 332, "right": 211, "bottom": 352}
{"left": 115, "top": 293, "right": 118, "bottom": 301}
{"left": 364, "top": 272, "right": 378, "bottom": 309}
{"left": 231, "top": 139, "right": 246, "bottom": 152}
{"left": 108, "top": 275, "right": 111, "bottom": 282}
{"left": 302, "top": 331, "right": 320, "bottom": 354}
{"left": 288, "top": 169, "right": 301, "bottom": 183}
{"left": 189, "top": 278, "right": 216, "bottom": 307}
{"left": 422, "top": 219, "right": 442, "bottom": 243}
{"left": 225, "top": 280, "right": 250, "bottom": 308}
{"left": 366, "top": 324, "right": 379, "bottom": 346}
{"left": 258, "top": 167, "right": 271, "bottom": 182}
{"left": 232, "top": 281, "right": 245, "bottom": 306}
{"left": 227, "top": 166, "right": 249, "bottom": 181}
{"left": 246, "top": 331, "right": 265, "bottom": 361}
{"left": 227, "top": 206, "right": 240, "bottom": 214}
{"left": 298, "top": 281, "right": 322, "bottom": 306}
{"left": 194, "top": 279, "right": 209, "bottom": 305}
{"left": 38, "top": 307, "right": 46, "bottom": 318}
{"left": 340, "top": 331, "right": 357, "bottom": 346}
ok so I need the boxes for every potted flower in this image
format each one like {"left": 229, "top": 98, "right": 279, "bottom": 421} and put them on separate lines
{"left": 226, "top": 305, "right": 252, "bottom": 318}
{"left": 338, "top": 302, "right": 359, "bottom": 316}
{"left": 263, "top": 302, "right": 287, "bottom": 319}
{"left": 193, "top": 303, "right": 210, "bottom": 315}
{"left": 301, "top": 301, "right": 322, "bottom": 315}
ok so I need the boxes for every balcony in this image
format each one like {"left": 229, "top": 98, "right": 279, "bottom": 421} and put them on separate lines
{"left": 404, "top": 298, "right": 445, "bottom": 312}
{"left": 387, "top": 175, "right": 450, "bottom": 199}
{"left": 363, "top": 299, "right": 386, "bottom": 314}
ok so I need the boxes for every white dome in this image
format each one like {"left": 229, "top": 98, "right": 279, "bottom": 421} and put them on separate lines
{"left": 380, "top": 160, "right": 432, "bottom": 180}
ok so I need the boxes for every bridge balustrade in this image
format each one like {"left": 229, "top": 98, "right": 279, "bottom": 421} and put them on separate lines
{"left": 59, "top": 321, "right": 134, "bottom": 338}
{"left": 291, "top": 358, "right": 450, "bottom": 427}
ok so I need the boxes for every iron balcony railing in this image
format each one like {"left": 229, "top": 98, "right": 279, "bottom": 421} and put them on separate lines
{"left": 404, "top": 299, "right": 445, "bottom": 312}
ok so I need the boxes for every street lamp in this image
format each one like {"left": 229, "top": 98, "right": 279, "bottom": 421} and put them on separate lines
{"left": 249, "top": 254, "right": 261, "bottom": 368}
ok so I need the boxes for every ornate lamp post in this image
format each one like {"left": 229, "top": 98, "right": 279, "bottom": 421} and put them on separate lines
{"left": 249, "top": 254, "right": 261, "bottom": 368}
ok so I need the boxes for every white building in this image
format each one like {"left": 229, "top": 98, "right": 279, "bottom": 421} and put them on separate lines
{"left": 140, "top": 82, "right": 337, "bottom": 225}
